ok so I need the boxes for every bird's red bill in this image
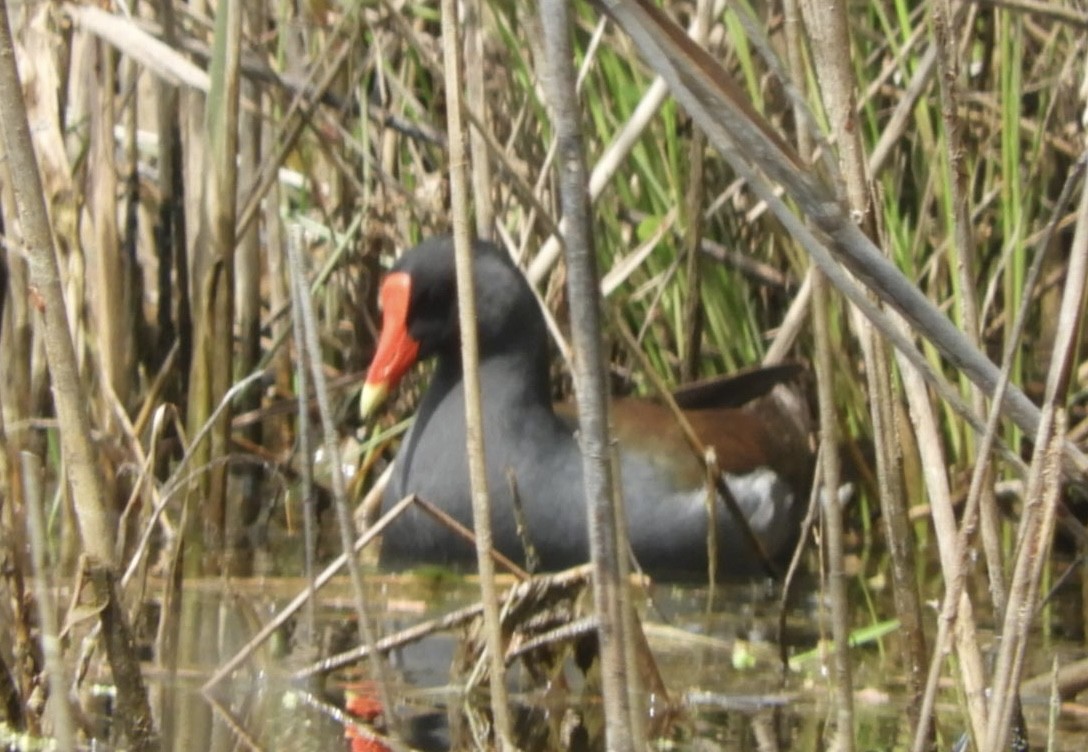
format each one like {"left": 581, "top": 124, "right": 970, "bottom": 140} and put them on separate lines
{"left": 361, "top": 272, "right": 419, "bottom": 415}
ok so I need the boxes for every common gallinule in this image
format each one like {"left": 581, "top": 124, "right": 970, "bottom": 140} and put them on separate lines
{"left": 361, "top": 236, "right": 812, "bottom": 577}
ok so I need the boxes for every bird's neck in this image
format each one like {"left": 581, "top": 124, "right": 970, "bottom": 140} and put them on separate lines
{"left": 431, "top": 339, "right": 553, "bottom": 411}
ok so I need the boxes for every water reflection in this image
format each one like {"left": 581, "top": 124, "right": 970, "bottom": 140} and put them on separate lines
{"left": 65, "top": 565, "right": 1088, "bottom": 751}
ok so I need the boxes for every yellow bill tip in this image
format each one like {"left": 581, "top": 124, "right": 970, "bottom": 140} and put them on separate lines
{"left": 359, "top": 381, "right": 389, "bottom": 419}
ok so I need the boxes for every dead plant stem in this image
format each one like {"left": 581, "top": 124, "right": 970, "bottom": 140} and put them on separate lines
{"left": 285, "top": 226, "right": 403, "bottom": 743}
{"left": 440, "top": 0, "right": 516, "bottom": 746}
{"left": 540, "top": 1, "right": 639, "bottom": 747}
{"left": 0, "top": 2, "right": 157, "bottom": 747}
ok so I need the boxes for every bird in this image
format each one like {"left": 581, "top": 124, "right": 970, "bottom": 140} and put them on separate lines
{"left": 360, "top": 236, "right": 813, "bottom": 578}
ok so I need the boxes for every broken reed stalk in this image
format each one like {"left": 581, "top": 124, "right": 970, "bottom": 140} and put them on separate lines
{"left": 985, "top": 406, "right": 1064, "bottom": 752}
{"left": 678, "top": 0, "right": 714, "bottom": 384}
{"left": 810, "top": 267, "right": 855, "bottom": 752}
{"left": 184, "top": 0, "right": 242, "bottom": 561}
{"left": 284, "top": 226, "right": 402, "bottom": 741}
{"left": 935, "top": 0, "right": 1018, "bottom": 722}
{"left": 898, "top": 329, "right": 991, "bottom": 749}
{"left": 799, "top": 0, "right": 879, "bottom": 744}
{"left": 931, "top": 0, "right": 1009, "bottom": 628}
{"left": 893, "top": 21, "right": 1011, "bottom": 729}
{"left": 88, "top": 38, "right": 134, "bottom": 415}
{"left": 463, "top": 0, "right": 494, "bottom": 238}
{"left": 539, "top": 1, "right": 640, "bottom": 749}
{"left": 774, "top": 0, "right": 829, "bottom": 690}
{"left": 287, "top": 226, "right": 319, "bottom": 649}
{"left": 440, "top": 0, "right": 516, "bottom": 747}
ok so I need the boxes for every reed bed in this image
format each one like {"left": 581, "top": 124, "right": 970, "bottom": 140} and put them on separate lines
{"left": 0, "top": 1, "right": 1085, "bottom": 750}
